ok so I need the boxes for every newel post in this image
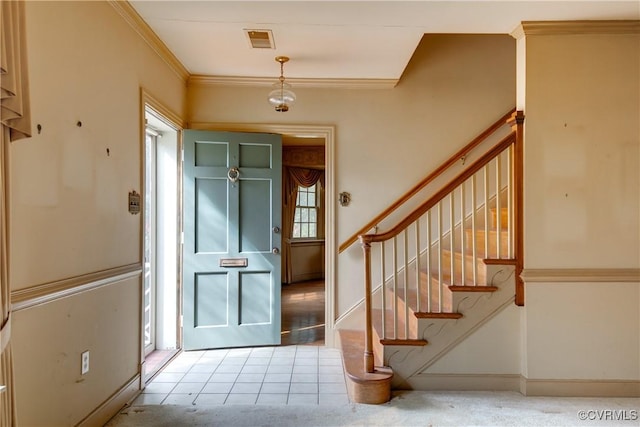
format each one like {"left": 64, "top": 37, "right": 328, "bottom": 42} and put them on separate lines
{"left": 508, "top": 110, "right": 525, "bottom": 306}
{"left": 359, "top": 236, "right": 375, "bottom": 373}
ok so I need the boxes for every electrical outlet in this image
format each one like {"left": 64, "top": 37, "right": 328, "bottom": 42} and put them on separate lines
{"left": 81, "top": 351, "right": 90, "bottom": 375}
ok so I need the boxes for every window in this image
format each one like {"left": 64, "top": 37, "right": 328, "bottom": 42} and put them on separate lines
{"left": 293, "top": 183, "right": 318, "bottom": 238}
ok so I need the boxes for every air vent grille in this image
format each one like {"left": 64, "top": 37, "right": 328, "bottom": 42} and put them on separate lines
{"left": 245, "top": 29, "right": 275, "bottom": 49}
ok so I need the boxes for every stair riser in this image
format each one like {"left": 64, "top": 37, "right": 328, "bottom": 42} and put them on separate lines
{"left": 464, "top": 229, "right": 509, "bottom": 258}
{"left": 440, "top": 251, "right": 486, "bottom": 284}
{"left": 491, "top": 207, "right": 509, "bottom": 229}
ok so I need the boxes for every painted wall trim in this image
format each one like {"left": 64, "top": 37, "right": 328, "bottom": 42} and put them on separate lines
{"left": 407, "top": 373, "right": 521, "bottom": 391}
{"left": 142, "top": 89, "right": 186, "bottom": 129}
{"left": 521, "top": 268, "right": 640, "bottom": 283}
{"left": 521, "top": 377, "right": 640, "bottom": 397}
{"left": 188, "top": 74, "right": 398, "bottom": 90}
{"left": 77, "top": 374, "right": 140, "bottom": 427}
{"left": 108, "top": 1, "right": 189, "bottom": 81}
{"left": 516, "top": 20, "right": 640, "bottom": 37}
{"left": 11, "top": 263, "right": 143, "bottom": 312}
{"left": 403, "top": 374, "right": 640, "bottom": 397}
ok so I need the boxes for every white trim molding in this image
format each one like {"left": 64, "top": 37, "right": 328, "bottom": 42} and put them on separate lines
{"left": 11, "top": 264, "right": 143, "bottom": 312}
{"left": 108, "top": 1, "right": 189, "bottom": 81}
{"left": 512, "top": 20, "right": 640, "bottom": 39}
{"left": 189, "top": 75, "right": 398, "bottom": 90}
{"left": 521, "top": 268, "right": 640, "bottom": 283}
{"left": 77, "top": 374, "right": 141, "bottom": 427}
{"left": 408, "top": 373, "right": 521, "bottom": 392}
{"left": 521, "top": 377, "right": 640, "bottom": 397}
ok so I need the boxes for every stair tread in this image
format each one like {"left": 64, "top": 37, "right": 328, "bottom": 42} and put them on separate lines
{"left": 415, "top": 312, "right": 463, "bottom": 319}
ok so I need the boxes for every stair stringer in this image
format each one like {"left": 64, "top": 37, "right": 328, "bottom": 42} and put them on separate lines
{"left": 381, "top": 263, "right": 516, "bottom": 389}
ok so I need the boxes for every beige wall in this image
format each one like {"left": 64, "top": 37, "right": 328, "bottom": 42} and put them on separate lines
{"left": 188, "top": 34, "right": 517, "bottom": 315}
{"left": 520, "top": 28, "right": 640, "bottom": 385}
{"left": 12, "top": 277, "right": 140, "bottom": 426}
{"left": 524, "top": 32, "right": 639, "bottom": 269}
{"left": 11, "top": 2, "right": 185, "bottom": 425}
{"left": 425, "top": 304, "right": 522, "bottom": 375}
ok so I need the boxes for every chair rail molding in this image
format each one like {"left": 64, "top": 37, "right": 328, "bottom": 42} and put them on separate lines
{"left": 521, "top": 268, "right": 640, "bottom": 283}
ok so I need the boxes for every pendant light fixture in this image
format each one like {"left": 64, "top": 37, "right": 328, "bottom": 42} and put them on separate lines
{"left": 268, "top": 56, "right": 296, "bottom": 112}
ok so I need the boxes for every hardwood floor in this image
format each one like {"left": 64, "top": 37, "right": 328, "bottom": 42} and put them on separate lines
{"left": 281, "top": 280, "right": 325, "bottom": 346}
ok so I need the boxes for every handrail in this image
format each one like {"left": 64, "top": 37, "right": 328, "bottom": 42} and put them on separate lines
{"left": 360, "top": 131, "right": 516, "bottom": 246}
{"left": 339, "top": 108, "right": 516, "bottom": 253}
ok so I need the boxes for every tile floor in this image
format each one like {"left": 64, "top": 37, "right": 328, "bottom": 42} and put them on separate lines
{"left": 133, "top": 345, "right": 350, "bottom": 406}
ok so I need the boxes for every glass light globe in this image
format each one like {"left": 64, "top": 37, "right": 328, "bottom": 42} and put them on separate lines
{"left": 268, "top": 83, "right": 296, "bottom": 112}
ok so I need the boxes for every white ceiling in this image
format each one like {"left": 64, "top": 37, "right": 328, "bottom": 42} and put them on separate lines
{"left": 130, "top": 1, "right": 639, "bottom": 81}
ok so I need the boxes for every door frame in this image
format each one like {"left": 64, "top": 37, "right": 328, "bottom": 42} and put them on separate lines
{"left": 139, "top": 89, "right": 185, "bottom": 375}
{"left": 188, "top": 122, "right": 336, "bottom": 347}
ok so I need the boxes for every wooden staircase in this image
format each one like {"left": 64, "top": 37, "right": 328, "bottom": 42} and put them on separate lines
{"left": 337, "top": 111, "right": 524, "bottom": 404}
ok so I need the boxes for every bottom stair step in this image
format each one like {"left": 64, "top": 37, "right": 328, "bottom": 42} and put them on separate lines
{"left": 337, "top": 329, "right": 393, "bottom": 404}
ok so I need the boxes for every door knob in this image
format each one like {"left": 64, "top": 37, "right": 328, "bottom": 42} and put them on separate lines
{"left": 272, "top": 247, "right": 280, "bottom": 255}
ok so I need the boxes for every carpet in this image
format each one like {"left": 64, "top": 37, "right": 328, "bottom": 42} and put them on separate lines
{"left": 105, "top": 391, "right": 639, "bottom": 426}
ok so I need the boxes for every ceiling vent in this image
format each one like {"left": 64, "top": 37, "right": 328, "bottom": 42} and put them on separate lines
{"left": 245, "top": 29, "right": 275, "bottom": 49}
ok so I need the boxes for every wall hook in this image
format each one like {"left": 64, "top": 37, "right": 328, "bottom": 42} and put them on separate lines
{"left": 37, "top": 124, "right": 42, "bottom": 134}
{"left": 76, "top": 121, "right": 82, "bottom": 127}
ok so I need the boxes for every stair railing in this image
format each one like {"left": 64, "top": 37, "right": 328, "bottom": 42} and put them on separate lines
{"left": 340, "top": 109, "right": 516, "bottom": 254}
{"left": 358, "top": 111, "right": 524, "bottom": 373}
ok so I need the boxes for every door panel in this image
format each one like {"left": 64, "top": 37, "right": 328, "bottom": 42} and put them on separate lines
{"left": 195, "top": 178, "right": 228, "bottom": 253}
{"left": 240, "top": 180, "right": 271, "bottom": 252}
{"left": 183, "top": 130, "right": 282, "bottom": 350}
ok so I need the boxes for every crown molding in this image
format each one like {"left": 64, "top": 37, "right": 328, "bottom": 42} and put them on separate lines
{"left": 512, "top": 20, "right": 640, "bottom": 38}
{"left": 188, "top": 74, "right": 398, "bottom": 90}
{"left": 108, "top": 1, "right": 189, "bottom": 81}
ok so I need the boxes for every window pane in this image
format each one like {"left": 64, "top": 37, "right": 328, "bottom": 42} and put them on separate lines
{"left": 309, "top": 224, "right": 316, "bottom": 238}
{"left": 293, "top": 223, "right": 300, "bottom": 238}
{"left": 299, "top": 191, "right": 308, "bottom": 207}
{"left": 294, "top": 209, "right": 301, "bottom": 222}
{"left": 300, "top": 223, "right": 309, "bottom": 238}
{"left": 309, "top": 209, "right": 317, "bottom": 222}
{"left": 308, "top": 191, "right": 315, "bottom": 207}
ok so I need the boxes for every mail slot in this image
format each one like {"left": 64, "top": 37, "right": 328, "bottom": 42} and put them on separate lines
{"left": 220, "top": 258, "right": 248, "bottom": 268}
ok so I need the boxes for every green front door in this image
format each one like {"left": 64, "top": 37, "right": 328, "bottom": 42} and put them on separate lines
{"left": 183, "top": 130, "right": 282, "bottom": 350}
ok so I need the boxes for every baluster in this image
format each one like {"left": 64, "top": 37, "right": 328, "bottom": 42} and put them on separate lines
{"left": 449, "top": 193, "right": 454, "bottom": 285}
{"left": 507, "top": 146, "right": 513, "bottom": 258}
{"left": 484, "top": 165, "right": 489, "bottom": 258}
{"left": 403, "top": 229, "right": 409, "bottom": 339}
{"left": 496, "top": 155, "right": 502, "bottom": 259}
{"left": 380, "top": 241, "right": 386, "bottom": 340}
{"left": 460, "top": 183, "right": 466, "bottom": 286}
{"left": 426, "top": 210, "right": 432, "bottom": 312}
{"left": 415, "top": 221, "right": 421, "bottom": 313}
{"left": 471, "top": 173, "right": 478, "bottom": 285}
{"left": 392, "top": 236, "right": 398, "bottom": 340}
{"left": 437, "top": 202, "right": 443, "bottom": 312}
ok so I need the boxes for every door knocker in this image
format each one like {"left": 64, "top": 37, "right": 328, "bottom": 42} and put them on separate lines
{"left": 228, "top": 167, "right": 240, "bottom": 183}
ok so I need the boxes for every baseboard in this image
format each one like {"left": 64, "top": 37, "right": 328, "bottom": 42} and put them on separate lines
{"left": 77, "top": 374, "right": 141, "bottom": 427}
{"left": 399, "top": 374, "right": 640, "bottom": 397}
{"left": 403, "top": 373, "right": 521, "bottom": 391}
{"left": 521, "top": 377, "right": 640, "bottom": 397}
